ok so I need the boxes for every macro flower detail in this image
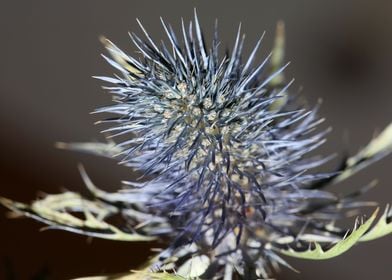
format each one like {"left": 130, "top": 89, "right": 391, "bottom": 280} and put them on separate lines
{"left": 2, "top": 11, "right": 392, "bottom": 280}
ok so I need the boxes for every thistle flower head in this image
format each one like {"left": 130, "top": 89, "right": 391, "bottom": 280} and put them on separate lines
{"left": 96, "top": 12, "right": 330, "bottom": 245}
{"left": 2, "top": 11, "right": 392, "bottom": 280}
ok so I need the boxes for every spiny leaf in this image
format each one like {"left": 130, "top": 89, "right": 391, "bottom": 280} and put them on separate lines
{"left": 360, "top": 204, "right": 392, "bottom": 242}
{"left": 278, "top": 208, "right": 379, "bottom": 260}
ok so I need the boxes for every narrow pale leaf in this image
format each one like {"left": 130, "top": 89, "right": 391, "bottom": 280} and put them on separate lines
{"left": 177, "top": 255, "right": 210, "bottom": 278}
{"left": 334, "top": 123, "right": 392, "bottom": 183}
{"left": 55, "top": 141, "right": 122, "bottom": 159}
{"left": 270, "top": 20, "right": 285, "bottom": 86}
{"left": 100, "top": 36, "right": 143, "bottom": 77}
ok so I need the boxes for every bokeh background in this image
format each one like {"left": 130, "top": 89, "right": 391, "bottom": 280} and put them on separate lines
{"left": 0, "top": 0, "right": 391, "bottom": 279}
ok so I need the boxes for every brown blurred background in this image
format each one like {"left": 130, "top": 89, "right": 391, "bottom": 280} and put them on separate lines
{"left": 0, "top": 0, "right": 391, "bottom": 279}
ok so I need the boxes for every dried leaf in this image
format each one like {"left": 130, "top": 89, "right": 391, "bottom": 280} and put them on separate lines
{"left": 0, "top": 193, "right": 155, "bottom": 242}
{"left": 74, "top": 271, "right": 186, "bottom": 280}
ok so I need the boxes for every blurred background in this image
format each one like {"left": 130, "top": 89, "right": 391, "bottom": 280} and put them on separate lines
{"left": 0, "top": 0, "right": 391, "bottom": 279}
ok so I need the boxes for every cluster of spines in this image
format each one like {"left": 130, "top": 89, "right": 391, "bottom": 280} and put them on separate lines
{"left": 94, "top": 11, "right": 337, "bottom": 255}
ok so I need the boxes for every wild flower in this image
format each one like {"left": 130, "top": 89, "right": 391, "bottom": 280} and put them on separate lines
{"left": 2, "top": 11, "right": 392, "bottom": 280}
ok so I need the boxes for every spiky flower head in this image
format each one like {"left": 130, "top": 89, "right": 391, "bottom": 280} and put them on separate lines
{"left": 2, "top": 11, "right": 392, "bottom": 280}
